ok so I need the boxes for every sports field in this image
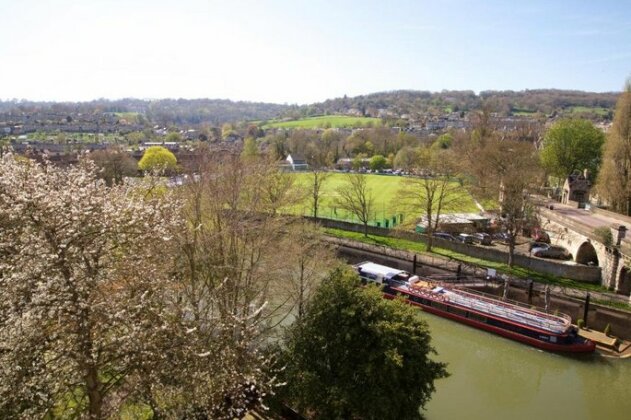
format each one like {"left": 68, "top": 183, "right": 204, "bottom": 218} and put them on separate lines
{"left": 291, "top": 173, "right": 480, "bottom": 227}
{"left": 263, "top": 115, "right": 382, "bottom": 129}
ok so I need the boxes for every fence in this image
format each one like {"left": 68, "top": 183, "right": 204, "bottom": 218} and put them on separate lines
{"left": 310, "top": 216, "right": 602, "bottom": 283}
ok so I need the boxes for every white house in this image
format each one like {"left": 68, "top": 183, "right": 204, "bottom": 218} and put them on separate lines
{"left": 286, "top": 154, "right": 308, "bottom": 171}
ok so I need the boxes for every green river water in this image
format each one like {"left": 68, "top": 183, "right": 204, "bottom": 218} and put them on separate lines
{"left": 419, "top": 311, "right": 631, "bottom": 420}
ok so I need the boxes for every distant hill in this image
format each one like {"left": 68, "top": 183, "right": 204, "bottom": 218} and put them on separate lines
{"left": 0, "top": 98, "right": 291, "bottom": 127}
{"left": 0, "top": 89, "right": 620, "bottom": 131}
{"left": 287, "top": 89, "right": 619, "bottom": 121}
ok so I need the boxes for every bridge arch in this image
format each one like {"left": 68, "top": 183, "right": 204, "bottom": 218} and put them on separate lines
{"left": 575, "top": 241, "right": 599, "bottom": 266}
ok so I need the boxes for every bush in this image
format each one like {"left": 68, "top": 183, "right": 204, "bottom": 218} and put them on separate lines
{"left": 594, "top": 227, "right": 613, "bottom": 247}
{"left": 577, "top": 319, "right": 585, "bottom": 329}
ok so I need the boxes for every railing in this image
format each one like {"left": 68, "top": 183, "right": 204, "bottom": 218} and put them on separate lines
{"left": 446, "top": 287, "right": 571, "bottom": 333}
{"left": 392, "top": 278, "right": 572, "bottom": 334}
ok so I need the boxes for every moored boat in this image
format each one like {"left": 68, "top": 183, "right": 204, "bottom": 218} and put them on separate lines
{"left": 355, "top": 261, "right": 595, "bottom": 353}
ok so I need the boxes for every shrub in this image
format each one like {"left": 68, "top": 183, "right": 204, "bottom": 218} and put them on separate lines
{"left": 594, "top": 227, "right": 613, "bottom": 247}
{"left": 577, "top": 319, "right": 585, "bottom": 329}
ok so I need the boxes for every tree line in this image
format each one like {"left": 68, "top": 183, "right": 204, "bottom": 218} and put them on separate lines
{"left": 0, "top": 88, "right": 619, "bottom": 130}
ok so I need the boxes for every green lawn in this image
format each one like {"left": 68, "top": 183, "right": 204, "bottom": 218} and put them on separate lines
{"left": 511, "top": 108, "right": 537, "bottom": 116}
{"left": 290, "top": 173, "right": 480, "bottom": 226}
{"left": 263, "top": 115, "right": 382, "bottom": 129}
{"left": 567, "top": 106, "right": 611, "bottom": 117}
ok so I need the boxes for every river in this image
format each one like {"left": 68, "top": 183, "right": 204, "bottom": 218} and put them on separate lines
{"left": 420, "top": 311, "right": 631, "bottom": 420}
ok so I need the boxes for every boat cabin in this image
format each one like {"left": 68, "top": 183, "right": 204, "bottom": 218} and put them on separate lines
{"left": 355, "top": 261, "right": 419, "bottom": 286}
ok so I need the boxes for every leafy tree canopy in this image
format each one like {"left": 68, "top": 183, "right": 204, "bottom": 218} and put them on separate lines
{"left": 540, "top": 119, "right": 605, "bottom": 181}
{"left": 277, "top": 268, "right": 448, "bottom": 419}
{"left": 431, "top": 133, "right": 454, "bottom": 150}
{"left": 138, "top": 145, "right": 177, "bottom": 172}
{"left": 369, "top": 154, "right": 388, "bottom": 171}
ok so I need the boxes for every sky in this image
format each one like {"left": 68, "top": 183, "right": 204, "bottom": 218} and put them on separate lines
{"left": 0, "top": 0, "right": 630, "bottom": 104}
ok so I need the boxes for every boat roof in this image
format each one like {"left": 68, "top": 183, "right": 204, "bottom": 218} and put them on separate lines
{"left": 356, "top": 261, "right": 406, "bottom": 278}
{"left": 394, "top": 283, "right": 571, "bottom": 335}
{"left": 445, "top": 288, "right": 570, "bottom": 334}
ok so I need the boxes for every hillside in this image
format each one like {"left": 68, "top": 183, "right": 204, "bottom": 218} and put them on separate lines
{"left": 0, "top": 89, "right": 620, "bottom": 133}
{"left": 287, "top": 89, "right": 619, "bottom": 121}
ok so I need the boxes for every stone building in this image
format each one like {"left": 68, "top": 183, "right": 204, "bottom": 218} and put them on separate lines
{"left": 561, "top": 170, "right": 591, "bottom": 207}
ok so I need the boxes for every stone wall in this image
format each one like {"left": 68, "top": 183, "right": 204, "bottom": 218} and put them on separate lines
{"left": 313, "top": 217, "right": 602, "bottom": 282}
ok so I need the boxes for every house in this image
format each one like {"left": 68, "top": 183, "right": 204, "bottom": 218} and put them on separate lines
{"left": 286, "top": 154, "right": 308, "bottom": 171}
{"left": 140, "top": 142, "right": 180, "bottom": 152}
{"left": 561, "top": 170, "right": 591, "bottom": 208}
{"left": 415, "top": 213, "right": 490, "bottom": 234}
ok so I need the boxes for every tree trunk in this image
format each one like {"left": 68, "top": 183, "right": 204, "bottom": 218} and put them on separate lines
{"left": 507, "top": 237, "right": 515, "bottom": 267}
{"left": 364, "top": 221, "right": 368, "bottom": 237}
{"left": 86, "top": 366, "right": 103, "bottom": 419}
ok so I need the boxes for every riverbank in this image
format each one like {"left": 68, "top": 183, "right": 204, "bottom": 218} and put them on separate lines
{"left": 580, "top": 328, "right": 631, "bottom": 358}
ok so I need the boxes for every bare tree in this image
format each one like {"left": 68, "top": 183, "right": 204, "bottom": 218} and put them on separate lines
{"left": 158, "top": 153, "right": 303, "bottom": 415}
{"left": 279, "top": 220, "right": 339, "bottom": 320}
{"left": 335, "top": 173, "right": 375, "bottom": 236}
{"left": 459, "top": 132, "right": 539, "bottom": 266}
{"left": 88, "top": 147, "right": 138, "bottom": 185}
{"left": 308, "top": 168, "right": 330, "bottom": 219}
{"left": 399, "top": 147, "right": 463, "bottom": 252}
{"left": 455, "top": 106, "right": 541, "bottom": 266}
{"left": 596, "top": 80, "right": 631, "bottom": 215}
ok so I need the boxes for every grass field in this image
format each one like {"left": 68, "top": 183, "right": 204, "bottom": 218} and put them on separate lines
{"left": 568, "top": 106, "right": 610, "bottom": 117}
{"left": 511, "top": 108, "right": 537, "bottom": 116}
{"left": 291, "top": 173, "right": 480, "bottom": 226}
{"left": 263, "top": 115, "right": 382, "bottom": 129}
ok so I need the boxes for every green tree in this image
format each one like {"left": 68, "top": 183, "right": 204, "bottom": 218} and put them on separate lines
{"left": 540, "top": 119, "right": 605, "bottom": 182}
{"left": 369, "top": 154, "right": 388, "bottom": 171}
{"left": 393, "top": 146, "right": 419, "bottom": 170}
{"left": 241, "top": 137, "right": 258, "bottom": 159}
{"left": 431, "top": 133, "right": 454, "bottom": 150}
{"left": 596, "top": 80, "right": 631, "bottom": 215}
{"left": 165, "top": 131, "right": 182, "bottom": 142}
{"left": 138, "top": 146, "right": 177, "bottom": 173}
{"left": 221, "top": 123, "right": 235, "bottom": 140}
{"left": 277, "top": 268, "right": 448, "bottom": 419}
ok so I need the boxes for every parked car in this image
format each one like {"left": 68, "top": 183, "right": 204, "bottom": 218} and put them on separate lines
{"left": 528, "top": 241, "right": 550, "bottom": 252}
{"left": 433, "top": 232, "right": 456, "bottom": 241}
{"left": 472, "top": 232, "right": 493, "bottom": 245}
{"left": 492, "top": 232, "right": 511, "bottom": 243}
{"left": 456, "top": 233, "right": 475, "bottom": 244}
{"left": 532, "top": 245, "right": 572, "bottom": 260}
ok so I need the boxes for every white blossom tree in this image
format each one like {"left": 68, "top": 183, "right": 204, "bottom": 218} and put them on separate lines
{"left": 0, "top": 154, "right": 183, "bottom": 418}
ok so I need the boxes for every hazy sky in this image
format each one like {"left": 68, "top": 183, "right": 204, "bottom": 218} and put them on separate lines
{"left": 1, "top": 0, "right": 630, "bottom": 104}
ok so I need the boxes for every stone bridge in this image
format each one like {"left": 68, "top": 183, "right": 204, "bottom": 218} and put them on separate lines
{"left": 538, "top": 206, "right": 631, "bottom": 297}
